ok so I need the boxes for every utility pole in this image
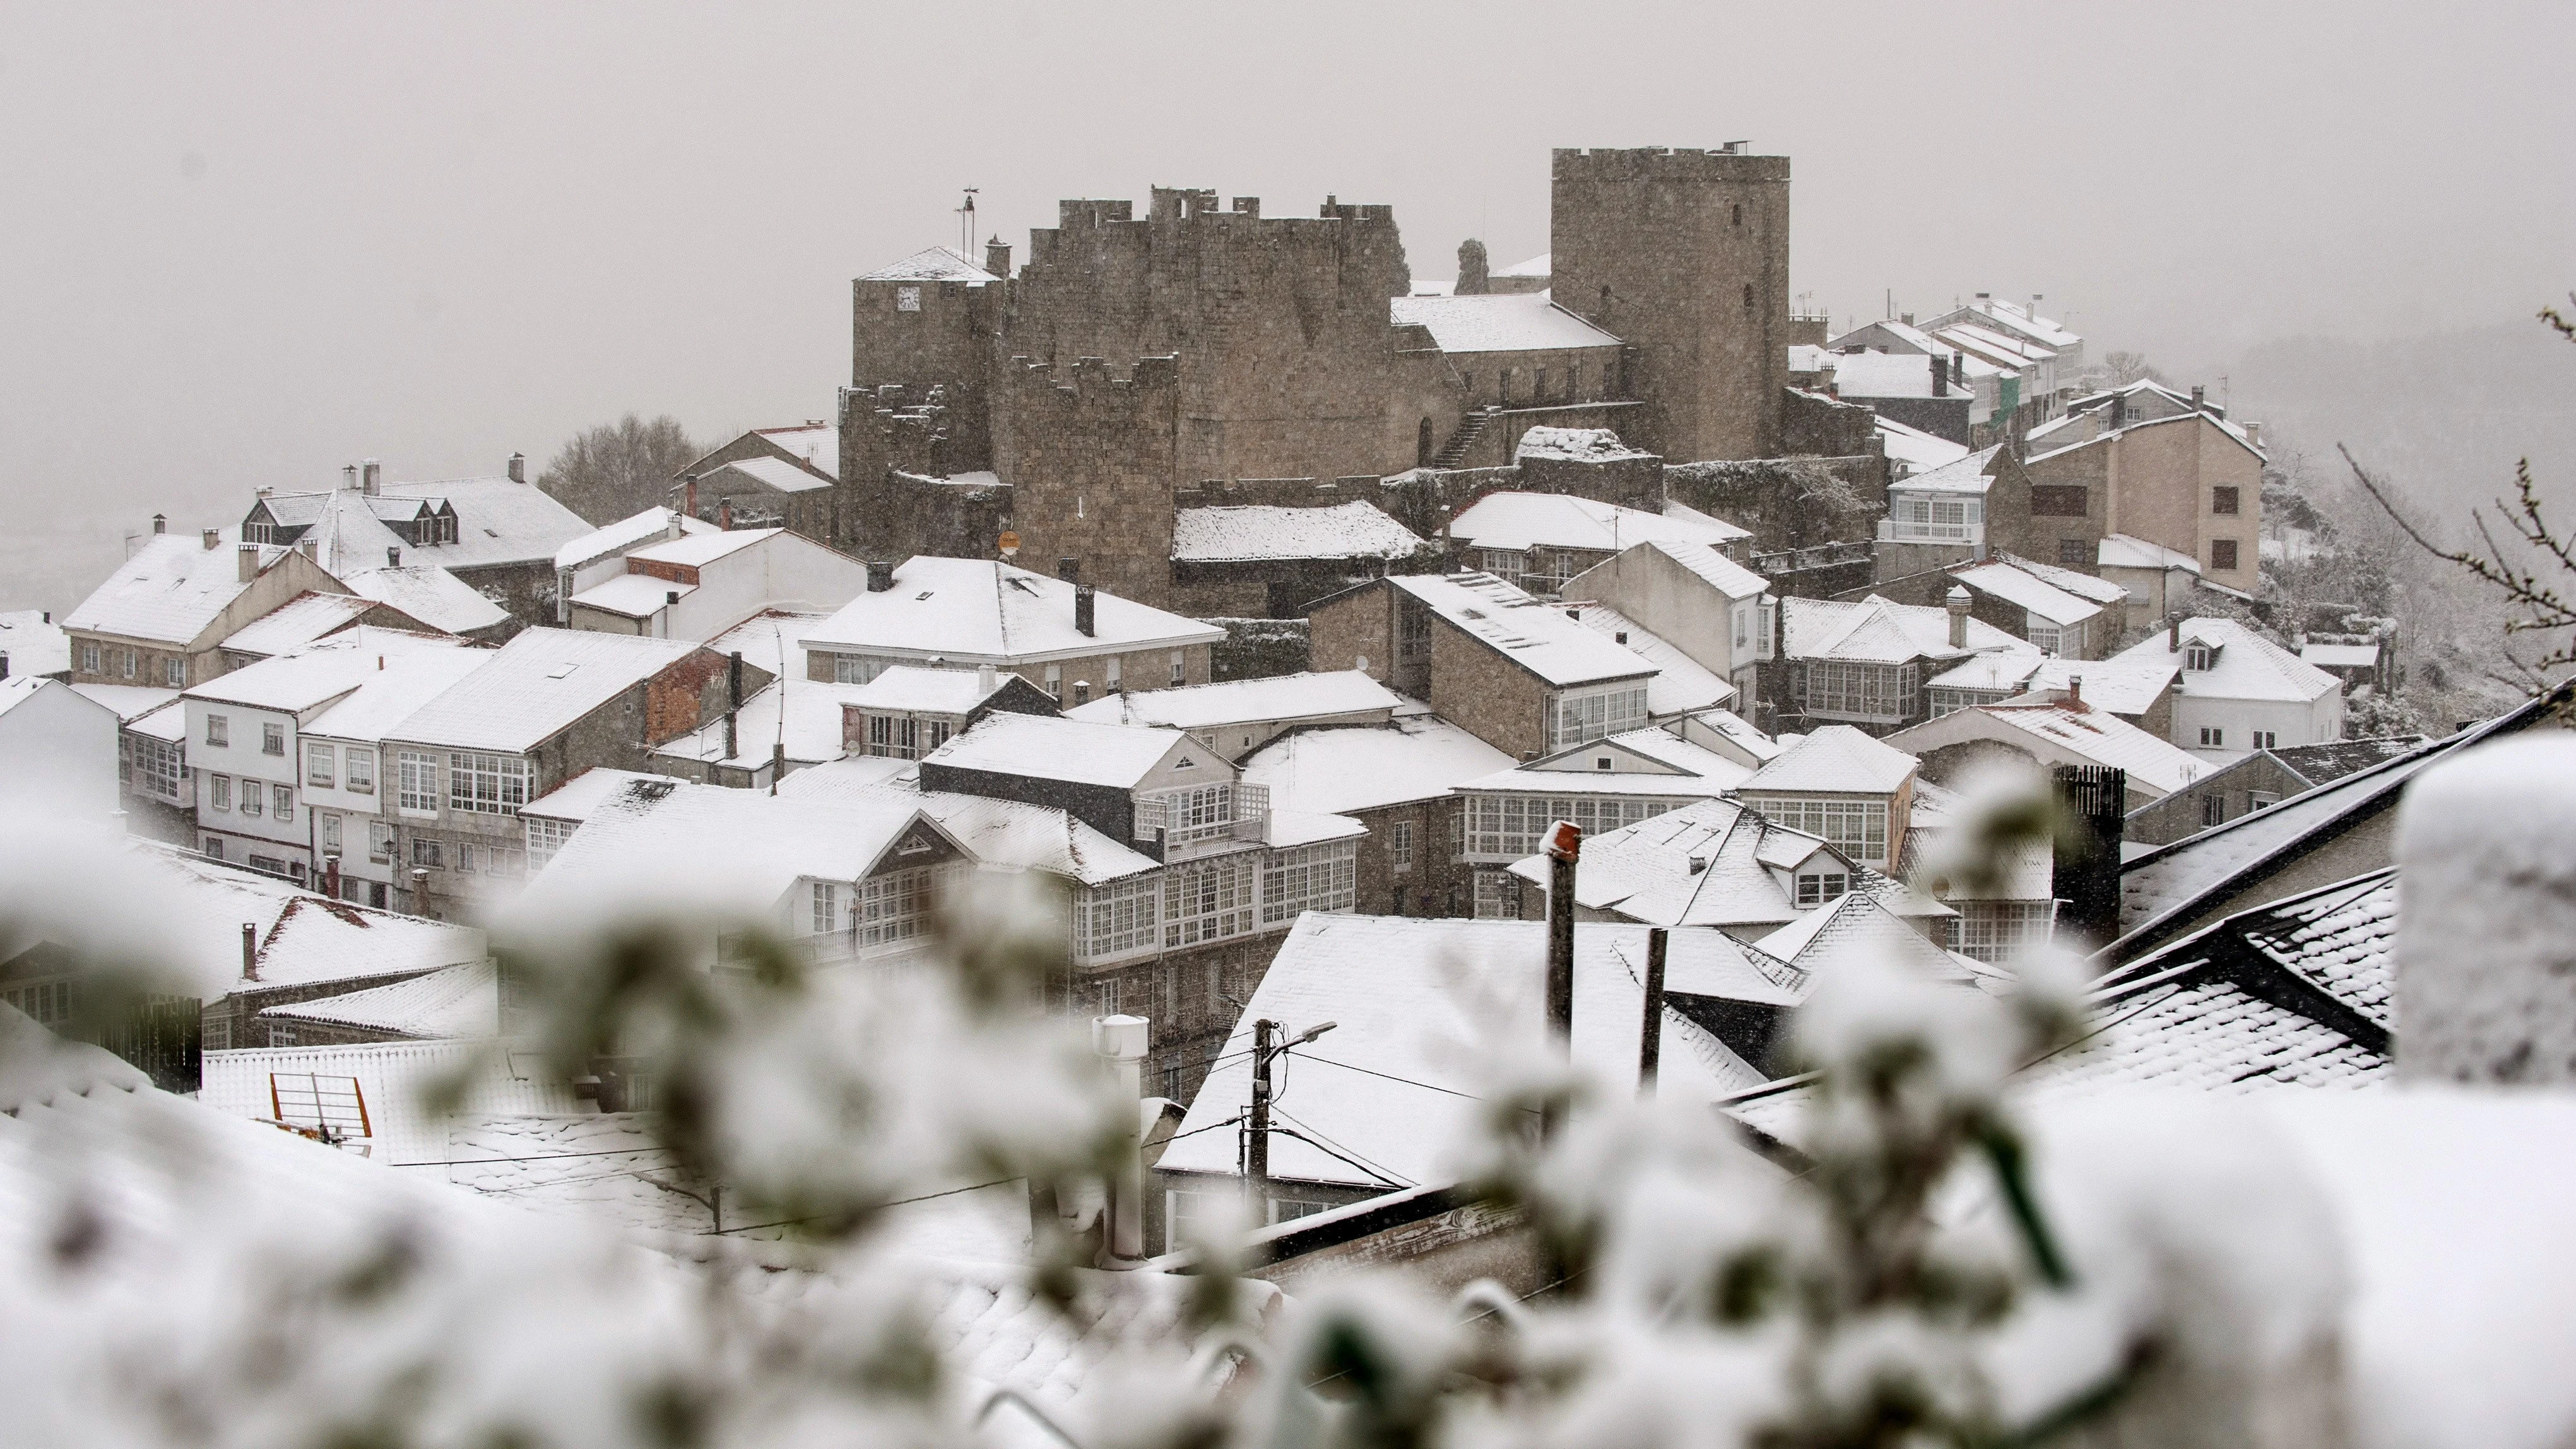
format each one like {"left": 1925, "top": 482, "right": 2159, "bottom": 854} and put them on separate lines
{"left": 1639, "top": 927, "right": 1667, "bottom": 1097}
{"left": 1544, "top": 821, "right": 1581, "bottom": 1050}
{"left": 1248, "top": 1018, "right": 1276, "bottom": 1188}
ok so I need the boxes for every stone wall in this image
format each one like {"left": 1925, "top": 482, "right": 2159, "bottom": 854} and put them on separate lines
{"left": 1780, "top": 387, "right": 1882, "bottom": 458}
{"left": 990, "top": 355, "right": 1182, "bottom": 608}
{"left": 1549, "top": 148, "right": 1791, "bottom": 463}
{"left": 1426, "top": 621, "right": 1551, "bottom": 760}
{"left": 1664, "top": 455, "right": 1886, "bottom": 553}
{"left": 850, "top": 273, "right": 1000, "bottom": 472}
{"left": 1209, "top": 617, "right": 1311, "bottom": 682}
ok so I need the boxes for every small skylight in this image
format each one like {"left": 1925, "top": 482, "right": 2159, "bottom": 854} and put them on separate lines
{"left": 545, "top": 663, "right": 579, "bottom": 680}
{"left": 915, "top": 591, "right": 935, "bottom": 601}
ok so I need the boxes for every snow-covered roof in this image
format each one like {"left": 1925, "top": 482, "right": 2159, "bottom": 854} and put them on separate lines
{"left": 259, "top": 959, "right": 497, "bottom": 1040}
{"left": 1240, "top": 714, "right": 1514, "bottom": 815}
{"left": 2112, "top": 618, "right": 2339, "bottom": 706}
{"left": 0, "top": 610, "right": 71, "bottom": 677}
{"left": 1937, "top": 321, "right": 2055, "bottom": 365}
{"left": 188, "top": 627, "right": 471, "bottom": 714}
{"left": 295, "top": 634, "right": 496, "bottom": 742}
{"left": 1997, "top": 553, "right": 2129, "bottom": 606}
{"left": 388, "top": 628, "right": 708, "bottom": 754}
{"left": 1388, "top": 292, "right": 1622, "bottom": 353}
{"left": 62, "top": 533, "right": 292, "bottom": 645}
{"left": 1155, "top": 914, "right": 1764, "bottom": 1190}
{"left": 1561, "top": 602, "right": 1734, "bottom": 716}
{"left": 1382, "top": 572, "right": 1657, "bottom": 689}
{"left": 1893, "top": 699, "right": 2205, "bottom": 797}
{"left": 1513, "top": 426, "right": 1657, "bottom": 463}
{"left": 287, "top": 476, "right": 593, "bottom": 571}
{"left": 2300, "top": 642, "right": 2381, "bottom": 670}
{"left": 2018, "top": 656, "right": 2177, "bottom": 718}
{"left": 1065, "top": 670, "right": 1400, "bottom": 731}
{"left": 1782, "top": 594, "right": 2036, "bottom": 667}
{"left": 1494, "top": 251, "right": 1551, "bottom": 279}
{"left": 553, "top": 507, "right": 713, "bottom": 571}
{"left": 776, "top": 760, "right": 1161, "bottom": 887}
{"left": 1509, "top": 796, "right": 1937, "bottom": 933}
{"left": 846, "top": 664, "right": 1019, "bottom": 716}
{"left": 860, "top": 245, "right": 998, "bottom": 284}
{"left": 649, "top": 674, "right": 871, "bottom": 772}
{"left": 219, "top": 591, "right": 386, "bottom": 658}
{"left": 1876, "top": 416, "right": 1971, "bottom": 474}
{"left": 1169, "top": 501, "right": 1426, "bottom": 564}
{"left": 711, "top": 455, "right": 832, "bottom": 495}
{"left": 1825, "top": 319, "right": 1949, "bottom": 355}
{"left": 1619, "top": 538, "right": 1770, "bottom": 602}
{"left": 1739, "top": 725, "right": 1918, "bottom": 796}
{"left": 1966, "top": 296, "right": 2081, "bottom": 350}
{"left": 2097, "top": 533, "right": 2201, "bottom": 574}
{"left": 1949, "top": 560, "right": 2103, "bottom": 629}
{"left": 577, "top": 569, "right": 706, "bottom": 621}
{"left": 1458, "top": 726, "right": 1752, "bottom": 798}
{"left": 68, "top": 683, "right": 178, "bottom": 723}
{"left": 523, "top": 767, "right": 668, "bottom": 824}
{"left": 924, "top": 713, "right": 1187, "bottom": 790}
{"left": 338, "top": 564, "right": 511, "bottom": 636}
{"left": 626, "top": 527, "right": 777, "bottom": 571}
{"left": 1448, "top": 491, "right": 1748, "bottom": 555}
{"left": 249, "top": 893, "right": 489, "bottom": 991}
{"left": 752, "top": 422, "right": 839, "bottom": 480}
{"left": 1744, "top": 890, "right": 1975, "bottom": 990}
{"left": 799, "top": 557, "right": 1222, "bottom": 665}
{"left": 1891, "top": 446, "right": 2000, "bottom": 498}
{"left": 1818, "top": 350, "right": 1962, "bottom": 401}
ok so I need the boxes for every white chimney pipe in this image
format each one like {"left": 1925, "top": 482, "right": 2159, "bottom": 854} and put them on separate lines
{"left": 1091, "top": 1014, "right": 1150, "bottom": 1265}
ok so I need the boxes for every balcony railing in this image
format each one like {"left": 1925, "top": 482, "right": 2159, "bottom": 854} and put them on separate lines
{"left": 1133, "top": 783, "right": 1270, "bottom": 859}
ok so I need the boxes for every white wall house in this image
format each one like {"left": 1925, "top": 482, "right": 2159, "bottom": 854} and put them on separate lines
{"left": 2112, "top": 618, "right": 2344, "bottom": 760}
{"left": 565, "top": 528, "right": 869, "bottom": 643}
{"left": 1559, "top": 539, "right": 1775, "bottom": 711}
{"left": 0, "top": 677, "right": 119, "bottom": 819}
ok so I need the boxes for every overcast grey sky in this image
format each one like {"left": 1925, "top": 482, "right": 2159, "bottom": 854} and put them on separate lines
{"left": 3, "top": 1, "right": 2570, "bottom": 612}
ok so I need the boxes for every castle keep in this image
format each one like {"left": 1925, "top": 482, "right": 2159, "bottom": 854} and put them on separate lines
{"left": 839, "top": 148, "right": 1811, "bottom": 610}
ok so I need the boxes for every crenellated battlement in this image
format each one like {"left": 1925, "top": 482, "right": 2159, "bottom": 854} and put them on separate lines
{"left": 1552, "top": 146, "right": 1792, "bottom": 183}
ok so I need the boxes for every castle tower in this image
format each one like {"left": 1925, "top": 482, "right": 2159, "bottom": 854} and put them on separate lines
{"left": 846, "top": 246, "right": 1004, "bottom": 477}
{"left": 1549, "top": 147, "right": 1791, "bottom": 463}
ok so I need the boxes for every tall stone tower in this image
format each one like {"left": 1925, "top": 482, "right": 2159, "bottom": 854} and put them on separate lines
{"left": 1550, "top": 147, "right": 1791, "bottom": 463}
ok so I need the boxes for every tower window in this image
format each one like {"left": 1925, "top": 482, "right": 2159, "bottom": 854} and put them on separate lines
{"left": 1742, "top": 283, "right": 1755, "bottom": 310}
{"left": 1732, "top": 202, "right": 1743, "bottom": 227}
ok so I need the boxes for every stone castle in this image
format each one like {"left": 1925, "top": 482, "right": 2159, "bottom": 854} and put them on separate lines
{"left": 839, "top": 146, "right": 1850, "bottom": 611}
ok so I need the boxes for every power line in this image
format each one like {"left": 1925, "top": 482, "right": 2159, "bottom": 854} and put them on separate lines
{"left": 703, "top": 1176, "right": 1021, "bottom": 1237}
{"left": 390, "top": 1144, "right": 674, "bottom": 1168}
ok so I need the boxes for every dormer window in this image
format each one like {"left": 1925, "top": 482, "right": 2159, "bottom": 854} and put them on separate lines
{"left": 1795, "top": 868, "right": 1850, "bottom": 907}
{"left": 2185, "top": 644, "right": 2218, "bottom": 671}
{"left": 1594, "top": 756, "right": 1612, "bottom": 770}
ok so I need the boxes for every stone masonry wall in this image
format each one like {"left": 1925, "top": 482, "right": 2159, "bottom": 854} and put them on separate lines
{"left": 990, "top": 355, "right": 1182, "bottom": 609}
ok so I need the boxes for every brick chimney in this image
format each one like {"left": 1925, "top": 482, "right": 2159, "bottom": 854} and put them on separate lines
{"left": 240, "top": 922, "right": 258, "bottom": 981}
{"left": 866, "top": 561, "right": 894, "bottom": 593}
{"left": 2169, "top": 615, "right": 2182, "bottom": 652}
{"left": 362, "top": 458, "right": 381, "bottom": 495}
{"left": 1952, "top": 352, "right": 1966, "bottom": 386}
{"left": 1075, "top": 584, "right": 1097, "bottom": 638}
{"left": 2397, "top": 733, "right": 2576, "bottom": 1082}
{"left": 237, "top": 543, "right": 261, "bottom": 584}
{"left": 152, "top": 514, "right": 166, "bottom": 535}
{"left": 1946, "top": 585, "right": 1971, "bottom": 648}
{"left": 719, "top": 499, "right": 733, "bottom": 531}
{"left": 507, "top": 452, "right": 526, "bottom": 484}
{"left": 201, "top": 529, "right": 220, "bottom": 551}
{"left": 2065, "top": 675, "right": 2084, "bottom": 709}
{"left": 1930, "top": 352, "right": 1949, "bottom": 398}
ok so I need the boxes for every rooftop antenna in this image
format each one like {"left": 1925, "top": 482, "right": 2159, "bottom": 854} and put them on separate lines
{"left": 957, "top": 188, "right": 979, "bottom": 256}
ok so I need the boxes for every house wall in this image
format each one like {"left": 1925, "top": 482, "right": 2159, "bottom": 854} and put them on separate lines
{"left": 69, "top": 548, "right": 350, "bottom": 691}
{"left": 2192, "top": 422, "right": 2263, "bottom": 588}
{"left": 1346, "top": 795, "right": 1470, "bottom": 918}
{"left": 1557, "top": 544, "right": 1749, "bottom": 683}
{"left": 1549, "top": 148, "right": 1790, "bottom": 463}
{"left": 0, "top": 683, "right": 117, "bottom": 819}
{"left": 2124, "top": 754, "right": 2315, "bottom": 848}
{"left": 187, "top": 697, "right": 315, "bottom": 877}
{"left": 2171, "top": 688, "right": 2344, "bottom": 759}
{"left": 667, "top": 535, "right": 869, "bottom": 642}
{"left": 807, "top": 642, "right": 1212, "bottom": 706}
{"left": 1424, "top": 622, "right": 1555, "bottom": 761}
{"left": 2021, "top": 441, "right": 2113, "bottom": 574}
{"left": 1305, "top": 584, "right": 1399, "bottom": 688}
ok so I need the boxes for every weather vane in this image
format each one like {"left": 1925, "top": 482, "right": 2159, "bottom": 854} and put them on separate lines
{"left": 957, "top": 188, "right": 979, "bottom": 255}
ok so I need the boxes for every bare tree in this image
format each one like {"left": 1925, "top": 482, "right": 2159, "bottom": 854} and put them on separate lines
{"left": 538, "top": 413, "right": 699, "bottom": 524}
{"left": 2350, "top": 300, "right": 2576, "bottom": 681}
{"left": 2101, "top": 350, "right": 2161, "bottom": 387}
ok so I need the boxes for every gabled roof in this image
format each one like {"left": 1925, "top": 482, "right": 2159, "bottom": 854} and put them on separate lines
{"left": 1170, "top": 501, "right": 1426, "bottom": 564}
{"left": 249, "top": 893, "right": 488, "bottom": 992}
{"left": 777, "top": 759, "right": 1161, "bottom": 887}
{"left": 752, "top": 422, "right": 839, "bottom": 480}
{"left": 554, "top": 507, "right": 715, "bottom": 571}
{"left": 1448, "top": 491, "right": 1749, "bottom": 555}
{"left": 1937, "top": 320, "right": 2055, "bottom": 365}
{"left": 710, "top": 455, "right": 832, "bottom": 495}
{"left": 2112, "top": 617, "right": 2339, "bottom": 705}
{"left": 338, "top": 564, "right": 511, "bottom": 636}
{"left": 860, "top": 245, "right": 998, "bottom": 284}
{"left": 1963, "top": 297, "right": 2081, "bottom": 350}
{"left": 276, "top": 477, "right": 593, "bottom": 571}
{"left": 63, "top": 533, "right": 307, "bottom": 646}
{"left": 1877, "top": 416, "right": 1971, "bottom": 473}
{"left": 1065, "top": 670, "right": 1400, "bottom": 731}
{"left": 1240, "top": 714, "right": 1513, "bottom": 815}
{"left": 218, "top": 591, "right": 394, "bottom": 659}
{"left": 2098, "top": 533, "right": 2201, "bottom": 574}
{"left": 1388, "top": 292, "right": 1622, "bottom": 353}
{"left": 1458, "top": 726, "right": 1752, "bottom": 798}
{"left": 1619, "top": 538, "right": 1770, "bottom": 602}
{"left": 798, "top": 557, "right": 1222, "bottom": 665}
{"left": 0, "top": 610, "right": 71, "bottom": 677}
{"left": 1949, "top": 559, "right": 2103, "bottom": 629}
{"left": 1381, "top": 572, "right": 1657, "bottom": 688}
{"left": 1889, "top": 445, "right": 2002, "bottom": 497}
{"left": 260, "top": 959, "right": 497, "bottom": 1040}
{"left": 1561, "top": 602, "right": 1734, "bottom": 716}
{"left": 1819, "top": 349, "right": 1968, "bottom": 400}
{"left": 2018, "top": 656, "right": 2178, "bottom": 718}
{"left": 1889, "top": 699, "right": 2205, "bottom": 797}
{"left": 67, "top": 683, "right": 179, "bottom": 724}
{"left": 387, "top": 627, "right": 707, "bottom": 754}
{"left": 1994, "top": 552, "right": 2127, "bottom": 605}
{"left": 1782, "top": 594, "right": 2035, "bottom": 666}
{"left": 1154, "top": 915, "right": 1763, "bottom": 1192}
{"left": 923, "top": 713, "right": 1190, "bottom": 790}
{"left": 188, "top": 627, "right": 476, "bottom": 715}
{"left": 572, "top": 572, "right": 694, "bottom": 619}
{"left": 847, "top": 664, "right": 1024, "bottom": 716}
{"left": 1744, "top": 890, "right": 1975, "bottom": 995}
{"left": 628, "top": 527, "right": 779, "bottom": 570}
{"left": 293, "top": 634, "right": 495, "bottom": 743}
{"left": 1502, "top": 796, "right": 1944, "bottom": 933}
{"left": 1739, "top": 725, "right": 1918, "bottom": 796}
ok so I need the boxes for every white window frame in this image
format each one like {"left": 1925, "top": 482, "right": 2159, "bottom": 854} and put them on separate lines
{"left": 164, "top": 656, "right": 184, "bottom": 688}
{"left": 206, "top": 714, "right": 228, "bottom": 747}
{"left": 273, "top": 784, "right": 293, "bottom": 822}
{"left": 1746, "top": 795, "right": 1889, "bottom": 867}
{"left": 1073, "top": 874, "right": 1161, "bottom": 963}
{"left": 210, "top": 774, "right": 232, "bottom": 812}
{"left": 397, "top": 751, "right": 440, "bottom": 815}
{"left": 446, "top": 751, "right": 530, "bottom": 816}
{"left": 345, "top": 747, "right": 374, "bottom": 794}
{"left": 305, "top": 742, "right": 334, "bottom": 788}
{"left": 1261, "top": 841, "right": 1357, "bottom": 926}
{"left": 1390, "top": 819, "right": 1414, "bottom": 871}
{"left": 1164, "top": 855, "right": 1255, "bottom": 949}
{"left": 263, "top": 721, "right": 286, "bottom": 757}
{"left": 1544, "top": 681, "right": 1649, "bottom": 752}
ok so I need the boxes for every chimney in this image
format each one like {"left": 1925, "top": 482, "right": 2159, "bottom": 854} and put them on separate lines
{"left": 1, "top": 656, "right": 9, "bottom": 682}
{"left": 387, "top": 547, "right": 401, "bottom": 568}
{"left": 728, "top": 650, "right": 744, "bottom": 709}
{"left": 411, "top": 867, "right": 434, "bottom": 921}
{"left": 977, "top": 662, "right": 996, "bottom": 695}
{"left": 1975, "top": 291, "right": 1991, "bottom": 304}
{"left": 2243, "top": 421, "right": 2263, "bottom": 448}
{"left": 666, "top": 511, "right": 685, "bottom": 541}
{"left": 362, "top": 458, "right": 381, "bottom": 495}
{"left": 297, "top": 537, "right": 317, "bottom": 562}
{"left": 1900, "top": 311, "right": 1915, "bottom": 326}
{"left": 201, "top": 529, "right": 220, "bottom": 551}
{"left": 2169, "top": 615, "right": 2182, "bottom": 653}
{"left": 152, "top": 514, "right": 167, "bottom": 535}
{"left": 2050, "top": 765, "right": 2127, "bottom": 947}
{"left": 1091, "top": 1014, "right": 1150, "bottom": 1265}
{"left": 984, "top": 238, "right": 1012, "bottom": 279}
{"left": 2191, "top": 385, "right": 2207, "bottom": 414}
{"left": 237, "top": 543, "right": 261, "bottom": 584}
{"left": 685, "top": 477, "right": 699, "bottom": 518}
{"left": 2109, "top": 392, "right": 2127, "bottom": 429}
{"left": 1946, "top": 584, "right": 1971, "bottom": 648}
{"left": 866, "top": 561, "right": 894, "bottom": 593}
{"left": 2066, "top": 675, "right": 2084, "bottom": 708}
{"left": 322, "top": 854, "right": 340, "bottom": 899}
{"left": 2396, "top": 734, "right": 2576, "bottom": 1083}
{"left": 1930, "top": 351, "right": 1949, "bottom": 397}
{"left": 719, "top": 499, "right": 733, "bottom": 531}
{"left": 507, "top": 452, "right": 526, "bottom": 484}
{"left": 1075, "top": 584, "right": 1096, "bottom": 638}
{"left": 241, "top": 923, "right": 259, "bottom": 981}
{"left": 343, "top": 463, "right": 359, "bottom": 491}
{"left": 1952, "top": 352, "right": 1966, "bottom": 385}
{"left": 1056, "top": 556, "right": 1080, "bottom": 583}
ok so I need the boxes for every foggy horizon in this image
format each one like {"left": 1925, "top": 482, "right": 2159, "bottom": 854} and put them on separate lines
{"left": 4, "top": 1, "right": 2571, "bottom": 613}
